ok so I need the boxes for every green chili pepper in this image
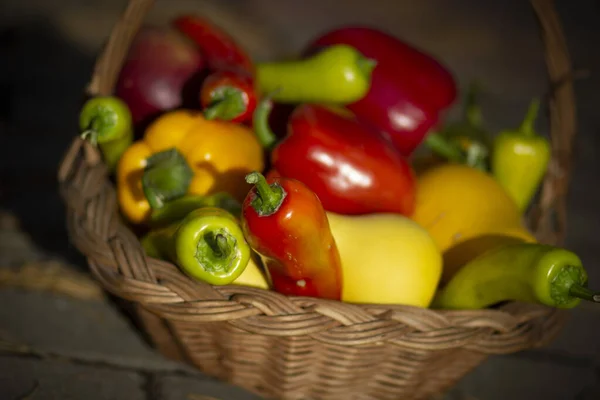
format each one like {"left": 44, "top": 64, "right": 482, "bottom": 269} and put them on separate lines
{"left": 141, "top": 207, "right": 251, "bottom": 285}
{"left": 432, "top": 241, "right": 599, "bottom": 310}
{"left": 255, "top": 44, "right": 376, "bottom": 104}
{"left": 491, "top": 98, "right": 551, "bottom": 212}
{"left": 79, "top": 96, "right": 133, "bottom": 172}
{"left": 149, "top": 192, "right": 242, "bottom": 228}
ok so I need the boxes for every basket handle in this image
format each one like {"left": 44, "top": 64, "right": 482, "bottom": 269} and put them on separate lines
{"left": 86, "top": 0, "right": 155, "bottom": 97}
{"left": 529, "top": 0, "right": 578, "bottom": 245}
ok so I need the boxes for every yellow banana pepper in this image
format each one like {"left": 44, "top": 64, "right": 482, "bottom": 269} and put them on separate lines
{"left": 116, "top": 110, "right": 264, "bottom": 224}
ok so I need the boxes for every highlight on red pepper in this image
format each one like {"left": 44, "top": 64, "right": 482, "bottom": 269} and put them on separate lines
{"left": 305, "top": 25, "right": 458, "bottom": 156}
{"left": 200, "top": 68, "right": 257, "bottom": 124}
{"left": 252, "top": 97, "right": 416, "bottom": 216}
{"left": 241, "top": 171, "right": 343, "bottom": 300}
{"left": 141, "top": 206, "right": 251, "bottom": 285}
{"left": 172, "top": 14, "right": 254, "bottom": 74}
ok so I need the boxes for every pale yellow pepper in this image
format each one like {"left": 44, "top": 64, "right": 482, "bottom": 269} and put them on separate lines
{"left": 326, "top": 212, "right": 442, "bottom": 307}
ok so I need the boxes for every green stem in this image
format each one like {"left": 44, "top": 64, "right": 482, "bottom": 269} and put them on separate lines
{"left": 424, "top": 132, "right": 466, "bottom": 163}
{"left": 203, "top": 86, "right": 246, "bottom": 121}
{"left": 465, "top": 141, "right": 489, "bottom": 171}
{"left": 569, "top": 284, "right": 600, "bottom": 303}
{"left": 245, "top": 171, "right": 286, "bottom": 216}
{"left": 195, "top": 230, "right": 236, "bottom": 274}
{"left": 464, "top": 82, "right": 483, "bottom": 127}
{"left": 518, "top": 98, "right": 541, "bottom": 137}
{"left": 142, "top": 148, "right": 194, "bottom": 210}
{"left": 80, "top": 116, "right": 101, "bottom": 146}
{"left": 206, "top": 233, "right": 230, "bottom": 259}
{"left": 356, "top": 57, "right": 377, "bottom": 78}
{"left": 252, "top": 96, "right": 278, "bottom": 150}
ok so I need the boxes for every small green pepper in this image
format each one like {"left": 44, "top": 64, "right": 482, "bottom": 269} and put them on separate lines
{"left": 141, "top": 207, "right": 251, "bottom": 285}
{"left": 491, "top": 98, "right": 551, "bottom": 212}
{"left": 79, "top": 96, "right": 134, "bottom": 173}
{"left": 255, "top": 44, "right": 376, "bottom": 104}
{"left": 432, "top": 241, "right": 599, "bottom": 310}
{"left": 149, "top": 192, "right": 242, "bottom": 228}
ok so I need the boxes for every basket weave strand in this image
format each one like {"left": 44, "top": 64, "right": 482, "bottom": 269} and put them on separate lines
{"left": 57, "top": 0, "right": 576, "bottom": 399}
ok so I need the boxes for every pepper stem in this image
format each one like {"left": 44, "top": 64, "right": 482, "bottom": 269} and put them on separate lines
{"left": 207, "top": 233, "right": 230, "bottom": 258}
{"left": 80, "top": 116, "right": 100, "bottom": 146}
{"left": 464, "top": 82, "right": 483, "bottom": 127}
{"left": 245, "top": 171, "right": 286, "bottom": 216}
{"left": 518, "top": 98, "right": 541, "bottom": 137}
{"left": 142, "top": 148, "right": 194, "bottom": 210}
{"left": 424, "top": 132, "right": 466, "bottom": 163}
{"left": 203, "top": 86, "right": 246, "bottom": 121}
{"left": 465, "top": 141, "right": 489, "bottom": 171}
{"left": 252, "top": 95, "right": 279, "bottom": 150}
{"left": 195, "top": 230, "right": 236, "bottom": 273}
{"left": 569, "top": 284, "right": 600, "bottom": 303}
{"left": 356, "top": 57, "right": 377, "bottom": 79}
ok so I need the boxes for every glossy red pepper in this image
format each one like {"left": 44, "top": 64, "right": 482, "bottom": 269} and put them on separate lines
{"left": 253, "top": 99, "right": 416, "bottom": 216}
{"left": 200, "top": 68, "right": 257, "bottom": 124}
{"left": 305, "top": 25, "right": 457, "bottom": 156}
{"left": 172, "top": 15, "right": 254, "bottom": 74}
{"left": 241, "top": 172, "right": 343, "bottom": 300}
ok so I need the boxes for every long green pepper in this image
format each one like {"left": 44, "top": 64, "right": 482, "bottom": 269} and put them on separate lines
{"left": 432, "top": 241, "right": 600, "bottom": 310}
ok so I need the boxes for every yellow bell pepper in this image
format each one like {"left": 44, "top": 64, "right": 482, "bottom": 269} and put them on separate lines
{"left": 116, "top": 110, "right": 264, "bottom": 224}
{"left": 410, "top": 163, "right": 536, "bottom": 254}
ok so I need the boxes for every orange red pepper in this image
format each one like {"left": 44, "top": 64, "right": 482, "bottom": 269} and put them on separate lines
{"left": 241, "top": 172, "right": 343, "bottom": 300}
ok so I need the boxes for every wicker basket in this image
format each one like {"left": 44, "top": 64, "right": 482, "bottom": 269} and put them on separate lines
{"left": 57, "top": 0, "right": 578, "bottom": 399}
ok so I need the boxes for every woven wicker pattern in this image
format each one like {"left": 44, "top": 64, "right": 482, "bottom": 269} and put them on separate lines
{"left": 57, "top": 0, "right": 577, "bottom": 399}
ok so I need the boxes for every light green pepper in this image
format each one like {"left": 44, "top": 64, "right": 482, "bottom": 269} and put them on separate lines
{"left": 255, "top": 44, "right": 375, "bottom": 104}
{"left": 141, "top": 207, "right": 250, "bottom": 285}
{"left": 79, "top": 96, "right": 133, "bottom": 173}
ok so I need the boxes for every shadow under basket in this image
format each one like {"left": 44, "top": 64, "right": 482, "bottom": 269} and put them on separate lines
{"left": 57, "top": 0, "right": 579, "bottom": 398}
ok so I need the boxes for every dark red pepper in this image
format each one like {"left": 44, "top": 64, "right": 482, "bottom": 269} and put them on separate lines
{"left": 253, "top": 98, "right": 416, "bottom": 216}
{"left": 172, "top": 15, "right": 254, "bottom": 74}
{"left": 200, "top": 68, "right": 257, "bottom": 124}
{"left": 305, "top": 25, "right": 457, "bottom": 156}
{"left": 241, "top": 172, "right": 343, "bottom": 300}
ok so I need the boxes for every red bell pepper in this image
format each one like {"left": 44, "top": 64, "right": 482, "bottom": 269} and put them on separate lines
{"left": 200, "top": 68, "right": 257, "bottom": 124}
{"left": 305, "top": 25, "right": 457, "bottom": 156}
{"left": 172, "top": 15, "right": 254, "bottom": 74}
{"left": 253, "top": 98, "right": 416, "bottom": 216}
{"left": 241, "top": 172, "right": 343, "bottom": 300}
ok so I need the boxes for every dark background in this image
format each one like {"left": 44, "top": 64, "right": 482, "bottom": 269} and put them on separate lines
{"left": 0, "top": 1, "right": 599, "bottom": 399}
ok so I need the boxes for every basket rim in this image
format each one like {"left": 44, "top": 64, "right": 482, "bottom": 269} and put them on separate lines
{"left": 57, "top": 0, "right": 575, "bottom": 355}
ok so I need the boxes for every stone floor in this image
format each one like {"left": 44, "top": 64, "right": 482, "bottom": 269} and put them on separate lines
{"left": 1, "top": 0, "right": 600, "bottom": 399}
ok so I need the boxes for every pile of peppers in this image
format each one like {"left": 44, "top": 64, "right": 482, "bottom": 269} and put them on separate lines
{"left": 76, "top": 14, "right": 600, "bottom": 311}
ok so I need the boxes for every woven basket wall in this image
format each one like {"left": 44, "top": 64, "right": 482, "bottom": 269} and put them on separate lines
{"left": 57, "top": 0, "right": 578, "bottom": 399}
